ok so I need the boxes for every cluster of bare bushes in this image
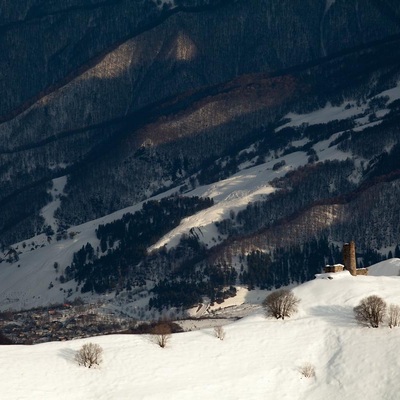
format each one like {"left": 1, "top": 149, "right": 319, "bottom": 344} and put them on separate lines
{"left": 261, "top": 288, "right": 400, "bottom": 330}
{"left": 72, "top": 289, "right": 400, "bottom": 375}
{"left": 263, "top": 289, "right": 300, "bottom": 320}
{"left": 299, "top": 362, "right": 316, "bottom": 378}
{"left": 75, "top": 343, "right": 103, "bottom": 368}
{"left": 354, "top": 295, "right": 400, "bottom": 328}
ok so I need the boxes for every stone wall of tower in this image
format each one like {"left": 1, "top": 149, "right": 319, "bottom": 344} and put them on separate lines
{"left": 343, "top": 241, "right": 357, "bottom": 276}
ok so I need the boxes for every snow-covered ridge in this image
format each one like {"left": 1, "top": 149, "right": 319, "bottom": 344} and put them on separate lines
{"left": 2, "top": 264, "right": 400, "bottom": 399}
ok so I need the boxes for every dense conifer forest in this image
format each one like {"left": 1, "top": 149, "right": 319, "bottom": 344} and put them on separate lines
{"left": 62, "top": 196, "right": 213, "bottom": 294}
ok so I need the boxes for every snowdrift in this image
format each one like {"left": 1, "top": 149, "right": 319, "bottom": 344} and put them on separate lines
{"left": 2, "top": 264, "right": 400, "bottom": 399}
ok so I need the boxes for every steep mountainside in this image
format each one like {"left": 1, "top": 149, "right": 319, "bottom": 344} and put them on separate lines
{"left": 1, "top": 0, "right": 400, "bottom": 311}
{"left": 2, "top": 0, "right": 400, "bottom": 243}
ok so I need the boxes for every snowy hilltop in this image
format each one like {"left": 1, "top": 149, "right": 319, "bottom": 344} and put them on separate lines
{"left": 2, "top": 259, "right": 400, "bottom": 400}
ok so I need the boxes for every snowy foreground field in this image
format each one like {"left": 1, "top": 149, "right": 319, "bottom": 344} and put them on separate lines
{"left": 2, "top": 259, "right": 400, "bottom": 400}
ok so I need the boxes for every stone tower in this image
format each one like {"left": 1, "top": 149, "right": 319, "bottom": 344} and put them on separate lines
{"left": 343, "top": 241, "right": 357, "bottom": 276}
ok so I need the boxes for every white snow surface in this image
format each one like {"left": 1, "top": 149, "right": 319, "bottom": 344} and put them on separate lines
{"left": 2, "top": 265, "right": 400, "bottom": 399}
{"left": 150, "top": 151, "right": 308, "bottom": 251}
{"left": 276, "top": 101, "right": 365, "bottom": 131}
{"left": 368, "top": 258, "right": 400, "bottom": 276}
{"left": 376, "top": 82, "right": 400, "bottom": 103}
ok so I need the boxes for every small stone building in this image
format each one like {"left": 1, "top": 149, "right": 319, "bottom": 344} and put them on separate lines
{"left": 323, "top": 241, "right": 368, "bottom": 276}
{"left": 323, "top": 264, "right": 344, "bottom": 273}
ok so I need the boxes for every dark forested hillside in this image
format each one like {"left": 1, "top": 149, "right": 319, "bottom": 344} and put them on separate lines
{"left": 1, "top": 0, "right": 400, "bottom": 311}
{"left": 2, "top": 0, "right": 400, "bottom": 245}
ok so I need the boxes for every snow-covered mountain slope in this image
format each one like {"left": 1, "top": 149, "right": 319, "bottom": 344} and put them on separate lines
{"left": 0, "top": 119, "right": 357, "bottom": 311}
{"left": 2, "top": 265, "right": 400, "bottom": 400}
{"left": 368, "top": 258, "right": 400, "bottom": 276}
{"left": 151, "top": 81, "right": 400, "bottom": 250}
{"left": 0, "top": 154, "right": 292, "bottom": 310}
{"left": 1, "top": 79, "right": 399, "bottom": 311}
{"left": 2, "top": 0, "right": 400, "bottom": 316}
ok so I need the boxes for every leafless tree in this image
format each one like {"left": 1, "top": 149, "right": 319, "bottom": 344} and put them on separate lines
{"left": 152, "top": 322, "right": 172, "bottom": 348}
{"left": 262, "top": 289, "right": 300, "bottom": 320}
{"left": 214, "top": 326, "right": 226, "bottom": 340}
{"left": 388, "top": 304, "right": 400, "bottom": 328}
{"left": 75, "top": 343, "right": 103, "bottom": 368}
{"left": 354, "top": 295, "right": 387, "bottom": 328}
{"left": 299, "top": 363, "right": 315, "bottom": 378}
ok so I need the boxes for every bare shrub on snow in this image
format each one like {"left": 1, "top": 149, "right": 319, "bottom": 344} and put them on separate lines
{"left": 388, "top": 304, "right": 400, "bottom": 328}
{"left": 263, "top": 289, "right": 300, "bottom": 320}
{"left": 152, "top": 322, "right": 172, "bottom": 348}
{"left": 354, "top": 295, "right": 386, "bottom": 328}
{"left": 214, "top": 326, "right": 226, "bottom": 340}
{"left": 75, "top": 343, "right": 103, "bottom": 368}
{"left": 299, "top": 362, "right": 315, "bottom": 378}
